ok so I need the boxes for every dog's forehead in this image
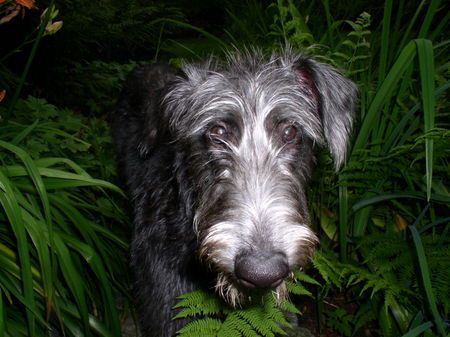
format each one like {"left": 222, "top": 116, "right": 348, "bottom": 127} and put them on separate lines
{"left": 168, "top": 61, "right": 322, "bottom": 140}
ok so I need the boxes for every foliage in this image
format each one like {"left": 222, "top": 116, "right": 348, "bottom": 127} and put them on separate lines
{"left": 304, "top": 0, "right": 448, "bottom": 335}
{"left": 38, "top": 0, "right": 183, "bottom": 62}
{"left": 1, "top": 0, "right": 448, "bottom": 336}
{"left": 173, "top": 269, "right": 319, "bottom": 337}
{"left": 54, "top": 60, "right": 140, "bottom": 116}
{"left": 3, "top": 96, "right": 116, "bottom": 180}
{"left": 332, "top": 11, "right": 372, "bottom": 78}
{"left": 172, "top": 0, "right": 449, "bottom": 336}
{"left": 269, "top": 0, "right": 315, "bottom": 49}
{"left": 312, "top": 223, "right": 449, "bottom": 337}
{"left": 0, "top": 97, "right": 129, "bottom": 336}
{"left": 0, "top": 2, "right": 62, "bottom": 111}
{"left": 324, "top": 308, "right": 354, "bottom": 337}
{"left": 171, "top": 0, "right": 450, "bottom": 336}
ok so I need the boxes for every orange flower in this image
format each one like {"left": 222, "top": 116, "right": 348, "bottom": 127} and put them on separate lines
{"left": 0, "top": 90, "right": 5, "bottom": 102}
{"left": 15, "top": 0, "right": 37, "bottom": 9}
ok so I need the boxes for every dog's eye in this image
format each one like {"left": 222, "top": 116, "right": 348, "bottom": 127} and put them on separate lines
{"left": 208, "top": 125, "right": 229, "bottom": 145}
{"left": 281, "top": 125, "right": 298, "bottom": 144}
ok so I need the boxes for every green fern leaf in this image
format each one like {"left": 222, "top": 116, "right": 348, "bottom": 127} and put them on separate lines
{"left": 235, "top": 305, "right": 286, "bottom": 337}
{"left": 311, "top": 250, "right": 343, "bottom": 288}
{"left": 293, "top": 269, "right": 321, "bottom": 286}
{"left": 173, "top": 290, "right": 222, "bottom": 319}
{"left": 285, "top": 280, "right": 312, "bottom": 296}
{"left": 280, "top": 300, "right": 302, "bottom": 315}
{"left": 221, "top": 312, "right": 259, "bottom": 337}
{"left": 176, "top": 317, "right": 222, "bottom": 337}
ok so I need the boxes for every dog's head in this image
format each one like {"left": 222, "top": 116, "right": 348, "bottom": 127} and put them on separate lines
{"left": 154, "top": 49, "right": 357, "bottom": 305}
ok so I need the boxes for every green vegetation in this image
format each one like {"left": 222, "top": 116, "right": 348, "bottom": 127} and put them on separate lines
{"left": 0, "top": 95, "right": 129, "bottom": 336}
{"left": 174, "top": 270, "right": 320, "bottom": 337}
{"left": 0, "top": 0, "right": 448, "bottom": 336}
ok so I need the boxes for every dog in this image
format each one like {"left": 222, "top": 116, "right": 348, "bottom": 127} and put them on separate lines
{"left": 111, "top": 47, "right": 357, "bottom": 336}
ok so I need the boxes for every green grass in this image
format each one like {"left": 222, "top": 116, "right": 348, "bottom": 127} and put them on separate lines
{"left": 0, "top": 100, "right": 128, "bottom": 336}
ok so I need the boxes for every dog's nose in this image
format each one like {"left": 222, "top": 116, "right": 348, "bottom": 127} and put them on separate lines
{"left": 235, "top": 252, "right": 289, "bottom": 289}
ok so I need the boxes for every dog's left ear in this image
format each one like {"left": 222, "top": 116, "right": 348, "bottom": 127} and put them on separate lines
{"left": 294, "top": 59, "right": 357, "bottom": 169}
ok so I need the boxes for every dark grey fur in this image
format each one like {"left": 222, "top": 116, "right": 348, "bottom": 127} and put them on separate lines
{"left": 111, "top": 48, "right": 357, "bottom": 337}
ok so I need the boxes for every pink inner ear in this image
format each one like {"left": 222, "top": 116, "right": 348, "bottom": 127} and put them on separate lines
{"left": 294, "top": 66, "right": 319, "bottom": 101}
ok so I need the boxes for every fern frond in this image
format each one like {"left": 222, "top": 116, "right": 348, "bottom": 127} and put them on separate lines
{"left": 176, "top": 317, "right": 222, "bottom": 337}
{"left": 173, "top": 262, "right": 320, "bottom": 335}
{"left": 173, "top": 287, "right": 307, "bottom": 336}
{"left": 221, "top": 313, "right": 259, "bottom": 337}
{"left": 262, "top": 295, "right": 290, "bottom": 327}
{"left": 234, "top": 300, "right": 286, "bottom": 336}
{"left": 311, "top": 250, "right": 343, "bottom": 289}
{"left": 173, "top": 290, "right": 222, "bottom": 319}
{"left": 280, "top": 300, "right": 301, "bottom": 315}
{"left": 285, "top": 280, "right": 312, "bottom": 296}
{"left": 332, "top": 11, "right": 372, "bottom": 81}
{"left": 292, "top": 269, "right": 321, "bottom": 286}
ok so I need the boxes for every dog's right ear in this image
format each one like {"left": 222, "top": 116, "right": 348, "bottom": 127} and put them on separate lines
{"left": 116, "top": 63, "right": 180, "bottom": 157}
{"left": 293, "top": 58, "right": 357, "bottom": 169}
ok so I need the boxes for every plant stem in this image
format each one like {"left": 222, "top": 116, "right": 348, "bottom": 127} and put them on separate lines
{"left": 7, "top": 2, "right": 55, "bottom": 115}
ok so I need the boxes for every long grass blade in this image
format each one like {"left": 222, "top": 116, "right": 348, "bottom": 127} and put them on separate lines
{"left": 10, "top": 119, "right": 39, "bottom": 146}
{"left": 321, "top": 0, "right": 333, "bottom": 45}
{"left": 0, "top": 141, "right": 52, "bottom": 220}
{"left": 418, "top": 0, "right": 442, "bottom": 38}
{"left": 2, "top": 165, "right": 124, "bottom": 196}
{"left": 409, "top": 226, "right": 445, "bottom": 336}
{"left": 352, "top": 40, "right": 416, "bottom": 154}
{"left": 377, "top": 0, "right": 392, "bottom": 85}
{"left": 0, "top": 287, "right": 4, "bottom": 337}
{"left": 156, "top": 18, "right": 228, "bottom": 50}
{"left": 21, "top": 211, "right": 54, "bottom": 320}
{"left": 0, "top": 141, "right": 56, "bottom": 311}
{"left": 61, "top": 234, "right": 121, "bottom": 335}
{"left": 352, "top": 192, "right": 450, "bottom": 212}
{"left": 338, "top": 175, "right": 348, "bottom": 262}
{"left": 396, "top": 0, "right": 426, "bottom": 55}
{"left": 52, "top": 233, "right": 90, "bottom": 336}
{"left": 0, "top": 171, "right": 36, "bottom": 335}
{"left": 400, "top": 322, "right": 433, "bottom": 337}
{"left": 414, "top": 39, "right": 435, "bottom": 201}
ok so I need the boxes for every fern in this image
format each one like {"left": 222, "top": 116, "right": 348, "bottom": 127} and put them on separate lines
{"left": 173, "top": 269, "right": 319, "bottom": 337}
{"left": 268, "top": 0, "right": 315, "bottom": 50}
{"left": 312, "top": 229, "right": 450, "bottom": 334}
{"left": 310, "top": 250, "right": 343, "bottom": 289}
{"left": 324, "top": 307, "right": 354, "bottom": 337}
{"left": 332, "top": 12, "right": 372, "bottom": 77}
{"left": 176, "top": 318, "right": 223, "bottom": 337}
{"left": 173, "top": 290, "right": 223, "bottom": 319}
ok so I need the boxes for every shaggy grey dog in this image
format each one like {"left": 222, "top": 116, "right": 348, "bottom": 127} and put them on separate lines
{"left": 111, "top": 48, "right": 357, "bottom": 336}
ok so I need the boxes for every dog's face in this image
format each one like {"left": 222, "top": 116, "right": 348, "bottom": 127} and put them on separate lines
{"left": 161, "top": 50, "right": 356, "bottom": 305}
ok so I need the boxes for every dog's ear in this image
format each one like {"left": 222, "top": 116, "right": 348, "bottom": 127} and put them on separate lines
{"left": 115, "top": 63, "right": 180, "bottom": 156}
{"left": 294, "top": 59, "right": 357, "bottom": 169}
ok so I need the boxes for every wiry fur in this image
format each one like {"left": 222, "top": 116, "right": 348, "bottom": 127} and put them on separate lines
{"left": 111, "top": 48, "right": 357, "bottom": 337}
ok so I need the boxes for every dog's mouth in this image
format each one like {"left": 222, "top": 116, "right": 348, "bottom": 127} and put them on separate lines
{"left": 209, "top": 251, "right": 294, "bottom": 307}
{"left": 214, "top": 271, "right": 290, "bottom": 307}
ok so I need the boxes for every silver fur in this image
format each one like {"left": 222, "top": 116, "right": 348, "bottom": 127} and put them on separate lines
{"left": 158, "top": 48, "right": 356, "bottom": 307}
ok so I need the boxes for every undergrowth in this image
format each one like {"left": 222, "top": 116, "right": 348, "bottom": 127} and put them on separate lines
{"left": 0, "top": 96, "right": 129, "bottom": 336}
{"left": 1, "top": 0, "right": 448, "bottom": 336}
{"left": 173, "top": 269, "right": 320, "bottom": 337}
{"left": 172, "top": 0, "right": 449, "bottom": 336}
